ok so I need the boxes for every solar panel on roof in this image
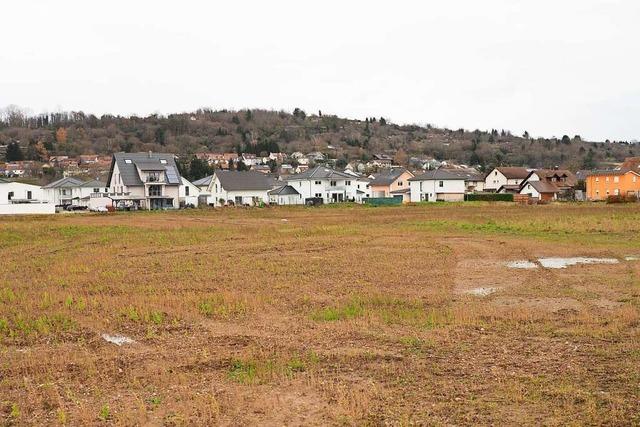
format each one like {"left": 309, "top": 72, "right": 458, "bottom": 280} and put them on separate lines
{"left": 165, "top": 166, "right": 180, "bottom": 184}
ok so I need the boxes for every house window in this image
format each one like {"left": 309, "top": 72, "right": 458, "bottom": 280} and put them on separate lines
{"left": 605, "top": 177, "right": 609, "bottom": 182}
{"left": 494, "top": 171, "right": 497, "bottom": 176}
{"left": 62, "top": 189, "right": 67, "bottom": 195}
{"left": 330, "top": 181, "right": 337, "bottom": 186}
{"left": 398, "top": 181, "right": 403, "bottom": 186}
{"left": 149, "top": 185, "right": 162, "bottom": 197}
{"left": 93, "top": 188, "right": 100, "bottom": 193}
{"left": 614, "top": 189, "right": 620, "bottom": 195}
{"left": 185, "top": 187, "right": 190, "bottom": 196}
{"left": 8, "top": 191, "right": 13, "bottom": 200}
{"left": 595, "top": 177, "right": 599, "bottom": 182}
{"left": 147, "top": 172, "right": 161, "bottom": 182}
{"left": 315, "top": 181, "right": 321, "bottom": 185}
{"left": 438, "top": 181, "right": 444, "bottom": 188}
{"left": 315, "top": 193, "right": 322, "bottom": 198}
{"left": 633, "top": 176, "right": 638, "bottom": 183}
{"left": 160, "top": 159, "right": 167, "bottom": 164}
{"left": 614, "top": 176, "right": 619, "bottom": 183}
{"left": 124, "top": 159, "right": 132, "bottom": 164}
{"left": 345, "top": 181, "right": 351, "bottom": 186}
{"left": 27, "top": 191, "right": 32, "bottom": 200}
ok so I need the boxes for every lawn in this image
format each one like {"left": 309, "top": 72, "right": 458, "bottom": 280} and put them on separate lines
{"left": 0, "top": 203, "right": 639, "bottom": 425}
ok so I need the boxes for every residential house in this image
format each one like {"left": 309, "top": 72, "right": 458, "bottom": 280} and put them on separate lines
{"left": 107, "top": 152, "right": 182, "bottom": 210}
{"left": 0, "top": 178, "right": 54, "bottom": 215}
{"left": 79, "top": 155, "right": 100, "bottom": 165}
{"left": 286, "top": 165, "right": 365, "bottom": 203}
{"left": 42, "top": 177, "right": 87, "bottom": 206}
{"left": 519, "top": 181, "right": 560, "bottom": 202}
{"left": 204, "top": 170, "right": 276, "bottom": 206}
{"left": 79, "top": 179, "right": 111, "bottom": 210}
{"left": 408, "top": 169, "right": 467, "bottom": 202}
{"left": 193, "top": 175, "right": 214, "bottom": 205}
{"left": 307, "top": 152, "right": 326, "bottom": 162}
{"left": 343, "top": 169, "right": 371, "bottom": 201}
{"left": 241, "top": 153, "right": 259, "bottom": 167}
{"left": 585, "top": 169, "right": 640, "bottom": 201}
{"left": 370, "top": 154, "right": 394, "bottom": 168}
{"left": 523, "top": 169, "right": 577, "bottom": 190}
{"left": 484, "top": 167, "right": 530, "bottom": 191}
{"left": 268, "top": 185, "right": 303, "bottom": 205}
{"left": 441, "top": 168, "right": 485, "bottom": 193}
{"left": 368, "top": 167, "right": 414, "bottom": 202}
{"left": 179, "top": 177, "right": 200, "bottom": 207}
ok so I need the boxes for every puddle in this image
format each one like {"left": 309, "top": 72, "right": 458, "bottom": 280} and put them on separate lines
{"left": 624, "top": 256, "right": 640, "bottom": 261}
{"left": 466, "top": 287, "right": 498, "bottom": 297}
{"left": 506, "top": 260, "right": 538, "bottom": 269}
{"left": 102, "top": 334, "right": 135, "bottom": 346}
{"left": 537, "top": 257, "right": 619, "bottom": 269}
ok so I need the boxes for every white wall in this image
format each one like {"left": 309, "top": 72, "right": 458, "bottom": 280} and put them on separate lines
{"left": 0, "top": 182, "right": 46, "bottom": 204}
{"left": 484, "top": 169, "right": 507, "bottom": 191}
{"left": 180, "top": 178, "right": 200, "bottom": 207}
{"left": 287, "top": 178, "right": 361, "bottom": 203}
{"left": 0, "top": 203, "right": 55, "bottom": 215}
{"left": 410, "top": 179, "right": 466, "bottom": 202}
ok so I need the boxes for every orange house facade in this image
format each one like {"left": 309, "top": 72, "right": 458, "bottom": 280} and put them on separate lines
{"left": 585, "top": 170, "right": 640, "bottom": 200}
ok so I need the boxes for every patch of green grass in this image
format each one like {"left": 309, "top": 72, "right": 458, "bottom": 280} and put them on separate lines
{"left": 228, "top": 359, "right": 257, "bottom": 384}
{"left": 197, "top": 295, "right": 247, "bottom": 319}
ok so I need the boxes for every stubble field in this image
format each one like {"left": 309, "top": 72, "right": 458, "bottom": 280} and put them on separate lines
{"left": 0, "top": 203, "right": 639, "bottom": 425}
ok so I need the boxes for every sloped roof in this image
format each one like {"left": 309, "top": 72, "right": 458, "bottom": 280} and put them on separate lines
{"left": 439, "top": 168, "right": 485, "bottom": 181}
{"left": 215, "top": 170, "right": 274, "bottom": 191}
{"left": 494, "top": 167, "right": 530, "bottom": 179}
{"left": 193, "top": 175, "right": 213, "bottom": 186}
{"left": 522, "top": 181, "right": 559, "bottom": 194}
{"left": 587, "top": 168, "right": 640, "bottom": 177}
{"left": 268, "top": 185, "right": 301, "bottom": 196}
{"left": 369, "top": 168, "right": 411, "bottom": 186}
{"left": 528, "top": 169, "right": 577, "bottom": 187}
{"left": 286, "top": 165, "right": 354, "bottom": 181}
{"left": 108, "top": 152, "right": 181, "bottom": 187}
{"left": 81, "top": 179, "right": 107, "bottom": 188}
{"left": 42, "top": 177, "right": 85, "bottom": 189}
{"left": 409, "top": 169, "right": 468, "bottom": 181}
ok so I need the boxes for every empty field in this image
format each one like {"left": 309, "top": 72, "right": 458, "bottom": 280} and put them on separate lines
{"left": 1, "top": 203, "right": 639, "bottom": 425}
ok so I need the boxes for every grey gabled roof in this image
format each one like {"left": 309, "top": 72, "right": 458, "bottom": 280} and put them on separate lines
{"left": 81, "top": 179, "right": 107, "bottom": 188}
{"left": 369, "top": 168, "right": 411, "bottom": 186}
{"left": 108, "top": 152, "right": 181, "bottom": 187}
{"left": 586, "top": 168, "right": 640, "bottom": 177}
{"left": 286, "top": 165, "right": 354, "bottom": 181}
{"left": 268, "top": 185, "right": 301, "bottom": 196}
{"left": 409, "top": 169, "right": 468, "bottom": 181}
{"left": 215, "top": 170, "right": 274, "bottom": 191}
{"left": 193, "top": 175, "right": 213, "bottom": 186}
{"left": 42, "top": 177, "right": 85, "bottom": 189}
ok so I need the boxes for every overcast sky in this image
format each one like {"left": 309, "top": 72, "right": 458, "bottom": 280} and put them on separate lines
{"left": 1, "top": 0, "right": 638, "bottom": 141}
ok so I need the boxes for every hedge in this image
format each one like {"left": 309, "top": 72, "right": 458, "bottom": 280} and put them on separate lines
{"left": 465, "top": 193, "right": 514, "bottom": 202}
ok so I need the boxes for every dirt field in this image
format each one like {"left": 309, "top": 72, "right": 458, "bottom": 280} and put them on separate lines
{"left": 1, "top": 203, "right": 639, "bottom": 425}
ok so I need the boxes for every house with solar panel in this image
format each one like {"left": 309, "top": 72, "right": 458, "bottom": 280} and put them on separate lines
{"left": 106, "top": 152, "right": 183, "bottom": 210}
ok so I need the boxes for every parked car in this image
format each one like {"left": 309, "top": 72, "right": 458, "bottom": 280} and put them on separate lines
{"left": 64, "top": 205, "right": 88, "bottom": 211}
{"left": 90, "top": 206, "right": 108, "bottom": 212}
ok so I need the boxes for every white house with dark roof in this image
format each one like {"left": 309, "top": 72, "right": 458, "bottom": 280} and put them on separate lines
{"left": 484, "top": 167, "right": 530, "bottom": 191}
{"left": 107, "top": 152, "right": 182, "bottom": 210}
{"left": 268, "top": 185, "right": 303, "bottom": 205}
{"left": 42, "top": 177, "right": 85, "bottom": 206}
{"left": 409, "top": 169, "right": 467, "bottom": 202}
{"left": 286, "top": 165, "right": 366, "bottom": 203}
{"left": 203, "top": 170, "right": 276, "bottom": 206}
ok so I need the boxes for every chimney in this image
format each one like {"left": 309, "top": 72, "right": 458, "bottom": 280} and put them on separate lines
{"left": 148, "top": 151, "right": 152, "bottom": 158}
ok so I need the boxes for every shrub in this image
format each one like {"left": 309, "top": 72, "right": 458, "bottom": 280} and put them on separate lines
{"left": 465, "top": 193, "right": 514, "bottom": 202}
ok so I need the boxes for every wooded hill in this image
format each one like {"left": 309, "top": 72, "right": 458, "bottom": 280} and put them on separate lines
{"left": 1, "top": 106, "right": 636, "bottom": 171}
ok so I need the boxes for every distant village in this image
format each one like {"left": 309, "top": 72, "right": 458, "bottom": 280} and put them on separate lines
{"left": 1, "top": 149, "right": 639, "bottom": 215}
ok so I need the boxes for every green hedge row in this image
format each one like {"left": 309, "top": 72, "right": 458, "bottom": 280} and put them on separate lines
{"left": 465, "top": 193, "right": 514, "bottom": 202}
